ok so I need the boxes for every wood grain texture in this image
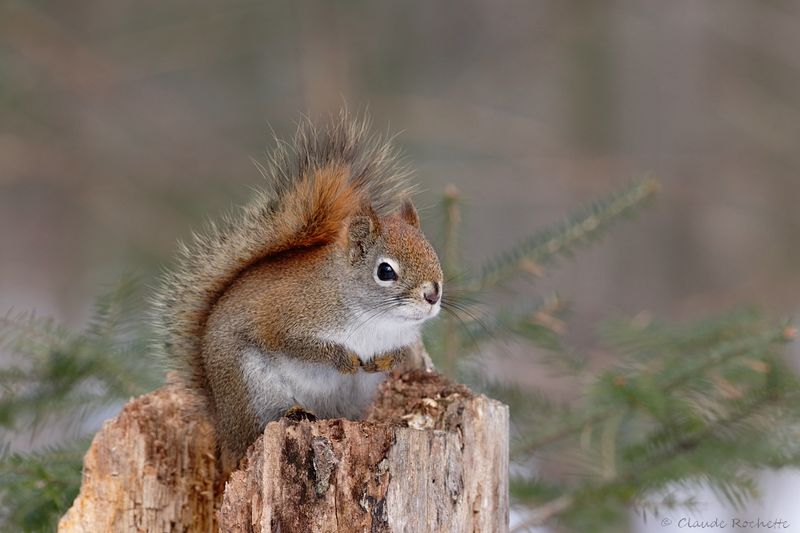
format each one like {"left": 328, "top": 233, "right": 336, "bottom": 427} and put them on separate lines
{"left": 57, "top": 380, "right": 219, "bottom": 532}
{"left": 59, "top": 366, "right": 508, "bottom": 533}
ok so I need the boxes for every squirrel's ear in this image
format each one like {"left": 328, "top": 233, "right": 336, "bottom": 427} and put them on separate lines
{"left": 399, "top": 199, "right": 420, "bottom": 228}
{"left": 348, "top": 206, "right": 381, "bottom": 262}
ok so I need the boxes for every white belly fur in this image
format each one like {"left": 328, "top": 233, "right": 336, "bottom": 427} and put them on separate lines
{"left": 242, "top": 347, "right": 388, "bottom": 425}
{"left": 320, "top": 314, "right": 421, "bottom": 363}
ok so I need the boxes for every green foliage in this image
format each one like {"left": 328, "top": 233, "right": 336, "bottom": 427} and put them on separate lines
{"left": 0, "top": 443, "right": 86, "bottom": 532}
{"left": 507, "top": 317, "right": 798, "bottom": 531}
{"left": 423, "top": 179, "right": 799, "bottom": 532}
{"left": 468, "top": 177, "right": 660, "bottom": 293}
{"left": 425, "top": 178, "right": 659, "bottom": 375}
{"left": 0, "top": 279, "right": 161, "bottom": 531}
{"left": 1, "top": 178, "right": 797, "bottom": 532}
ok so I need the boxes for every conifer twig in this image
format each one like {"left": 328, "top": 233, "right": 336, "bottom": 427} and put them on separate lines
{"left": 468, "top": 178, "right": 659, "bottom": 292}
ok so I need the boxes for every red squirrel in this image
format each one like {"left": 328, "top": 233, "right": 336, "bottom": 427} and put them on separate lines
{"left": 154, "top": 114, "right": 443, "bottom": 470}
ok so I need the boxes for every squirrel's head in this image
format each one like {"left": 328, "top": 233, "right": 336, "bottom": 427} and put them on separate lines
{"left": 346, "top": 200, "right": 443, "bottom": 324}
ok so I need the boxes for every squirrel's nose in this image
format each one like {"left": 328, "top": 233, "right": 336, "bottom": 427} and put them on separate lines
{"left": 423, "top": 282, "right": 440, "bottom": 305}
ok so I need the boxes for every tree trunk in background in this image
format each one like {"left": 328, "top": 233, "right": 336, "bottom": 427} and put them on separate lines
{"left": 58, "top": 367, "right": 508, "bottom": 532}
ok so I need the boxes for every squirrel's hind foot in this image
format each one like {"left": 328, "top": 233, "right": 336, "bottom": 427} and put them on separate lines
{"left": 283, "top": 405, "right": 318, "bottom": 422}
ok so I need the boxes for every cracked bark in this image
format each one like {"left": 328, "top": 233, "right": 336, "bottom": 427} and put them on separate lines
{"left": 58, "top": 357, "right": 508, "bottom": 532}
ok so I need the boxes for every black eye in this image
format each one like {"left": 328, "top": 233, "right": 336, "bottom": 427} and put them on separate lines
{"left": 377, "top": 262, "right": 398, "bottom": 281}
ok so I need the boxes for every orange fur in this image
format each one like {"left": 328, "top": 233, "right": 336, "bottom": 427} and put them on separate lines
{"left": 271, "top": 165, "right": 361, "bottom": 252}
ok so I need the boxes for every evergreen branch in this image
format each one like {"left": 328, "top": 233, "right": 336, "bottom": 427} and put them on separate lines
{"left": 511, "top": 495, "right": 574, "bottom": 532}
{"left": 600, "top": 308, "right": 771, "bottom": 360}
{"left": 440, "top": 184, "right": 463, "bottom": 281}
{"left": 0, "top": 440, "right": 88, "bottom": 532}
{"left": 0, "top": 282, "right": 160, "bottom": 433}
{"left": 435, "top": 184, "right": 467, "bottom": 374}
{"left": 510, "top": 321, "right": 792, "bottom": 458}
{"left": 450, "top": 295, "right": 570, "bottom": 353}
{"left": 486, "top": 382, "right": 576, "bottom": 429}
{"left": 468, "top": 178, "right": 659, "bottom": 292}
{"left": 513, "top": 383, "right": 799, "bottom": 528}
{"left": 510, "top": 334, "right": 799, "bottom": 528}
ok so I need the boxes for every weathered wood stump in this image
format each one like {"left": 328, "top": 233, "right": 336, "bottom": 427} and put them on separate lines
{"left": 58, "top": 370, "right": 508, "bottom": 532}
{"left": 56, "top": 381, "right": 219, "bottom": 532}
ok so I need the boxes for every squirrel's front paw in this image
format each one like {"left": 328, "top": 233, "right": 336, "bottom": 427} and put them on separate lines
{"left": 361, "top": 352, "right": 398, "bottom": 373}
{"left": 334, "top": 351, "right": 361, "bottom": 374}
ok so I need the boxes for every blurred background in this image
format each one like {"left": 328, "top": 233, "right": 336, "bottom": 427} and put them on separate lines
{"left": 1, "top": 1, "right": 798, "bottom": 531}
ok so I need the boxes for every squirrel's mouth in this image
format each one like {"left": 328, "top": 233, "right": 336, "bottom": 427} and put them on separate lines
{"left": 397, "top": 301, "right": 440, "bottom": 323}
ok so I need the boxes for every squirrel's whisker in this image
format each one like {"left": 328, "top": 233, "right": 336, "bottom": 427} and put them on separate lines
{"left": 441, "top": 305, "right": 489, "bottom": 355}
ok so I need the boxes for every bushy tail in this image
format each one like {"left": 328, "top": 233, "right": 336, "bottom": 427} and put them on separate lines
{"left": 152, "top": 112, "right": 412, "bottom": 396}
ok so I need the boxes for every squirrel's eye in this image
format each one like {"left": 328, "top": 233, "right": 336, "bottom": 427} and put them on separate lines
{"left": 376, "top": 262, "right": 398, "bottom": 282}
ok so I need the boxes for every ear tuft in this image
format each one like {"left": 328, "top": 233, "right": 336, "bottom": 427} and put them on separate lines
{"left": 399, "top": 199, "right": 420, "bottom": 228}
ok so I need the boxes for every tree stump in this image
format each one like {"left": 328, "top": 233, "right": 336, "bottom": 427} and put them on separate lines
{"left": 58, "top": 370, "right": 509, "bottom": 532}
